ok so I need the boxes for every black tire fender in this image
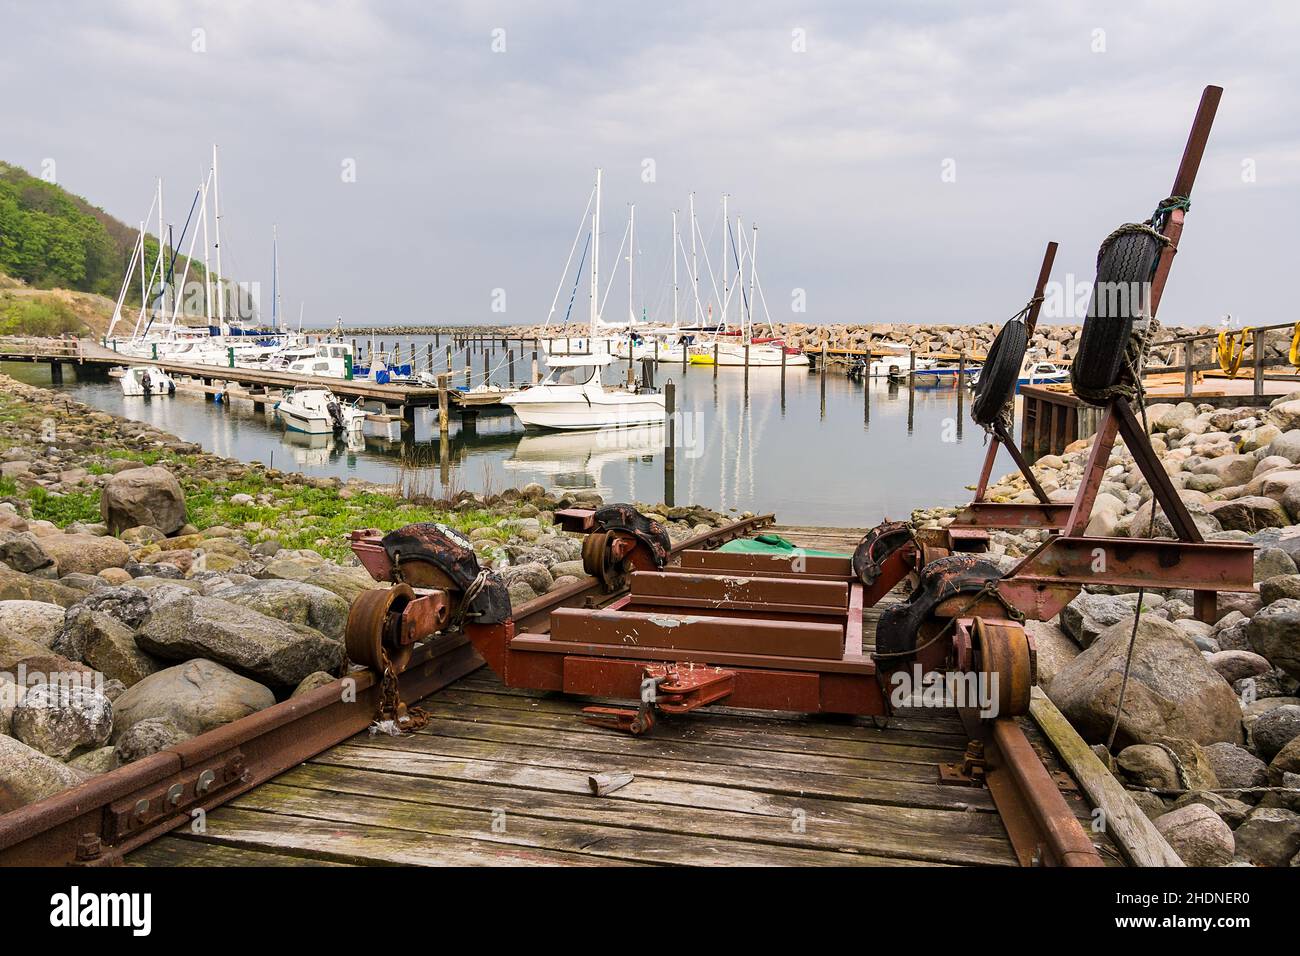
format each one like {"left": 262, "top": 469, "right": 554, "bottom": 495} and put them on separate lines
{"left": 971, "top": 320, "right": 1028, "bottom": 426}
{"left": 1071, "top": 230, "right": 1163, "bottom": 398}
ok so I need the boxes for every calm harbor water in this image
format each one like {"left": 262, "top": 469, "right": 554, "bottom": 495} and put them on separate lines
{"left": 5, "top": 344, "right": 1006, "bottom": 526}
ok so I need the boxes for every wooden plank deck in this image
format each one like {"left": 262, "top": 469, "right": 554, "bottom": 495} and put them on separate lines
{"left": 127, "top": 526, "right": 1117, "bottom": 867}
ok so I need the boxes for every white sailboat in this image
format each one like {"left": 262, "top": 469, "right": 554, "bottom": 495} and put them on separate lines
{"left": 506, "top": 169, "right": 665, "bottom": 431}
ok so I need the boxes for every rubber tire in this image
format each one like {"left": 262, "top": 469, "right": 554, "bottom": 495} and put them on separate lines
{"left": 971, "top": 320, "right": 1028, "bottom": 426}
{"left": 875, "top": 554, "right": 1004, "bottom": 664}
{"left": 1071, "top": 231, "right": 1162, "bottom": 395}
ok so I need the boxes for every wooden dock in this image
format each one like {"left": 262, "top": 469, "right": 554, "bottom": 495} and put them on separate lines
{"left": 125, "top": 525, "right": 1116, "bottom": 868}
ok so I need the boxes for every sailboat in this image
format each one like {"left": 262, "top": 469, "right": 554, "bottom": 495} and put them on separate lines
{"left": 687, "top": 208, "right": 808, "bottom": 367}
{"left": 506, "top": 169, "right": 666, "bottom": 431}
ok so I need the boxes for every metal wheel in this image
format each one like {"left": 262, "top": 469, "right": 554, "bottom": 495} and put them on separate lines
{"left": 582, "top": 530, "right": 625, "bottom": 591}
{"left": 345, "top": 583, "right": 416, "bottom": 673}
{"left": 973, "top": 618, "right": 1034, "bottom": 718}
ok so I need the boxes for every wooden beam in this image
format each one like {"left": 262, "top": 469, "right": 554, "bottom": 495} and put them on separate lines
{"left": 1028, "top": 688, "right": 1184, "bottom": 867}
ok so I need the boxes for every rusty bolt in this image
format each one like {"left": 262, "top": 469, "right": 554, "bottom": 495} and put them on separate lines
{"left": 133, "top": 798, "right": 150, "bottom": 822}
{"left": 166, "top": 783, "right": 185, "bottom": 808}
{"left": 195, "top": 769, "right": 216, "bottom": 795}
{"left": 75, "top": 834, "right": 103, "bottom": 861}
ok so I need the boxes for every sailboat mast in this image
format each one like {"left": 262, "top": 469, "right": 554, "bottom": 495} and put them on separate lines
{"left": 212, "top": 144, "right": 225, "bottom": 325}
{"left": 689, "top": 193, "right": 700, "bottom": 326}
{"left": 201, "top": 169, "right": 212, "bottom": 326}
{"left": 749, "top": 223, "right": 758, "bottom": 338}
{"left": 156, "top": 178, "right": 165, "bottom": 323}
{"left": 627, "top": 203, "right": 635, "bottom": 327}
{"left": 589, "top": 167, "right": 601, "bottom": 335}
{"left": 720, "top": 193, "right": 728, "bottom": 330}
{"left": 672, "top": 209, "right": 679, "bottom": 328}
{"left": 272, "top": 224, "right": 280, "bottom": 331}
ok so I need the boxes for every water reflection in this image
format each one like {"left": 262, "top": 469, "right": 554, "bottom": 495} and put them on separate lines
{"left": 7, "top": 347, "right": 1001, "bottom": 525}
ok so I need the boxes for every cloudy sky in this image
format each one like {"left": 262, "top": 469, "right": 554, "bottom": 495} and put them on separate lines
{"left": 2, "top": 1, "right": 1296, "bottom": 329}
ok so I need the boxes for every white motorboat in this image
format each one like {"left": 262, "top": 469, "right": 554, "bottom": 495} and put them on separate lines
{"left": 276, "top": 341, "right": 356, "bottom": 378}
{"left": 119, "top": 365, "right": 175, "bottom": 396}
{"left": 968, "top": 353, "right": 1070, "bottom": 391}
{"left": 274, "top": 386, "right": 367, "bottom": 436}
{"left": 504, "top": 354, "right": 665, "bottom": 430}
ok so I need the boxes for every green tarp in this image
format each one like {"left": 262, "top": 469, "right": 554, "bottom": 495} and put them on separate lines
{"left": 718, "top": 533, "right": 849, "bottom": 559}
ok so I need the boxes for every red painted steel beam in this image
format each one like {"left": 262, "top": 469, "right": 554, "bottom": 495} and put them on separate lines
{"left": 1009, "top": 535, "right": 1256, "bottom": 593}
{"left": 550, "top": 607, "right": 847, "bottom": 660}
{"left": 949, "top": 502, "right": 1074, "bottom": 529}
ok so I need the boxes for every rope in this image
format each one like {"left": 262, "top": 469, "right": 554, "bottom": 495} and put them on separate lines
{"left": 1216, "top": 327, "right": 1253, "bottom": 377}
{"left": 1290, "top": 323, "right": 1300, "bottom": 370}
{"left": 1105, "top": 390, "right": 1158, "bottom": 755}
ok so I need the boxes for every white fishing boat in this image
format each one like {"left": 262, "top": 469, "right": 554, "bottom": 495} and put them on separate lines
{"left": 275, "top": 341, "right": 355, "bottom": 378}
{"left": 968, "top": 352, "right": 1070, "bottom": 390}
{"left": 274, "top": 386, "right": 367, "bottom": 436}
{"left": 119, "top": 365, "right": 175, "bottom": 396}
{"left": 505, "top": 355, "right": 664, "bottom": 430}
{"left": 871, "top": 344, "right": 939, "bottom": 378}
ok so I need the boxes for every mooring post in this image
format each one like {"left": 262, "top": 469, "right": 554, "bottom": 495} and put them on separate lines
{"left": 820, "top": 339, "right": 827, "bottom": 376}
{"left": 49, "top": 362, "right": 62, "bottom": 385}
{"left": 1254, "top": 329, "right": 1265, "bottom": 398}
{"left": 482, "top": 349, "right": 489, "bottom": 386}
{"left": 532, "top": 349, "right": 540, "bottom": 383}
{"left": 664, "top": 380, "right": 676, "bottom": 507}
{"left": 957, "top": 351, "right": 966, "bottom": 425}
{"left": 437, "top": 373, "right": 449, "bottom": 435}
{"left": 1183, "top": 338, "right": 1194, "bottom": 399}
{"left": 508, "top": 349, "right": 515, "bottom": 385}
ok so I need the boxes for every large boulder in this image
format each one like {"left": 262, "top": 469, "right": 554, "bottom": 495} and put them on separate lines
{"left": 100, "top": 466, "right": 187, "bottom": 536}
{"left": 0, "top": 734, "right": 84, "bottom": 812}
{"left": 0, "top": 567, "right": 82, "bottom": 607}
{"left": 1192, "top": 454, "right": 1257, "bottom": 487}
{"left": 111, "top": 658, "right": 274, "bottom": 740}
{"left": 55, "top": 607, "right": 160, "bottom": 687}
{"left": 1249, "top": 599, "right": 1300, "bottom": 680}
{"left": 1058, "top": 592, "right": 1139, "bottom": 648}
{"left": 1232, "top": 807, "right": 1300, "bottom": 867}
{"left": 10, "top": 681, "right": 113, "bottom": 759}
{"left": 1130, "top": 497, "right": 1221, "bottom": 539}
{"left": 1203, "top": 741, "right": 1269, "bottom": 791}
{"left": 261, "top": 556, "right": 376, "bottom": 603}
{"left": 1249, "top": 705, "right": 1300, "bottom": 761}
{"left": 206, "top": 579, "right": 349, "bottom": 642}
{"left": 1047, "top": 614, "right": 1243, "bottom": 747}
{"left": 1206, "top": 496, "right": 1292, "bottom": 533}
{"left": 136, "top": 593, "right": 344, "bottom": 686}
{"left": 0, "top": 531, "right": 52, "bottom": 573}
{"left": 0, "top": 600, "right": 65, "bottom": 647}
{"left": 114, "top": 716, "right": 190, "bottom": 764}
{"left": 1153, "top": 803, "right": 1235, "bottom": 867}
{"left": 36, "top": 533, "right": 130, "bottom": 577}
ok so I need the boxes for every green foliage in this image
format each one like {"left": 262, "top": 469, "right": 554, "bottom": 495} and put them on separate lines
{"left": 0, "top": 161, "right": 207, "bottom": 308}
{"left": 25, "top": 486, "right": 100, "bottom": 525}
{"left": 0, "top": 294, "right": 84, "bottom": 335}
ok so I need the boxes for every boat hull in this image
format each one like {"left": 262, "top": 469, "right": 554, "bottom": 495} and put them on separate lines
{"left": 505, "top": 392, "right": 666, "bottom": 430}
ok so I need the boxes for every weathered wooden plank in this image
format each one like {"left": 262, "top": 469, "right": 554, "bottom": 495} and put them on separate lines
{"left": 414, "top": 698, "right": 967, "bottom": 765}
{"left": 344, "top": 731, "right": 998, "bottom": 811}
{"left": 231, "top": 782, "right": 905, "bottom": 866}
{"left": 187, "top": 807, "right": 624, "bottom": 866}
{"left": 410, "top": 715, "right": 954, "bottom": 784}
{"left": 126, "top": 837, "right": 349, "bottom": 867}
{"left": 446, "top": 676, "right": 969, "bottom": 739}
{"left": 275, "top": 760, "right": 1014, "bottom": 866}
{"left": 1029, "top": 689, "right": 1179, "bottom": 867}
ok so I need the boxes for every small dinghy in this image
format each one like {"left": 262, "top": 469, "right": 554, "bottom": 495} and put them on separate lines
{"left": 275, "top": 386, "right": 367, "bottom": 436}
{"left": 119, "top": 366, "right": 175, "bottom": 397}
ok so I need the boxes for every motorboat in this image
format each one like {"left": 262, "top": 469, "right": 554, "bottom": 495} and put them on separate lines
{"left": 968, "top": 353, "right": 1070, "bottom": 391}
{"left": 119, "top": 365, "right": 175, "bottom": 396}
{"left": 503, "top": 354, "right": 665, "bottom": 430}
{"left": 688, "top": 338, "right": 809, "bottom": 367}
{"left": 274, "top": 386, "right": 367, "bottom": 436}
